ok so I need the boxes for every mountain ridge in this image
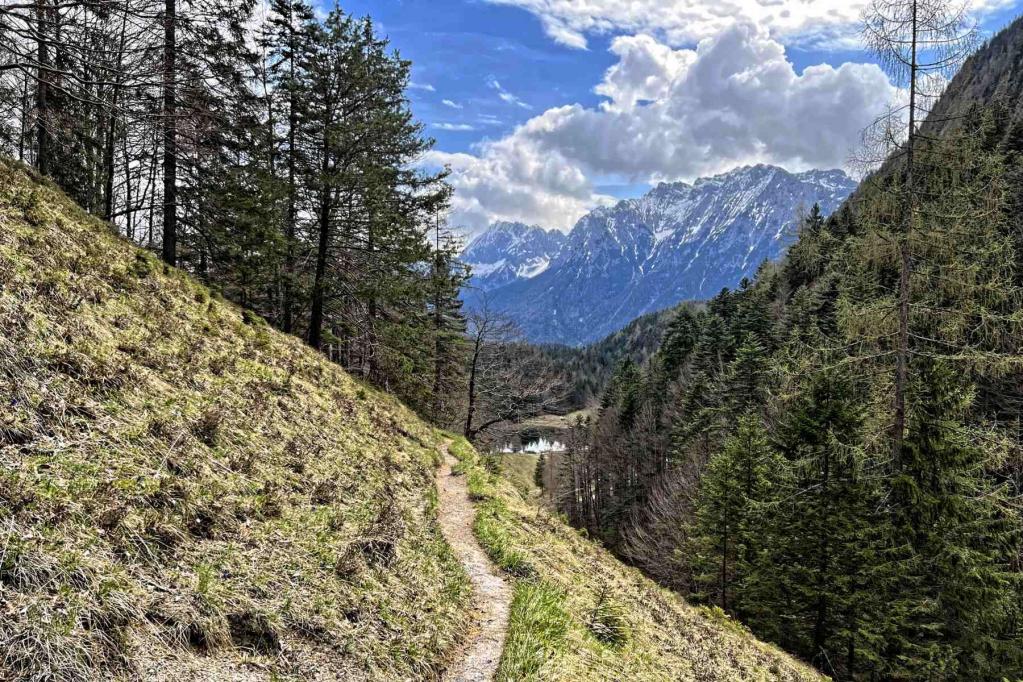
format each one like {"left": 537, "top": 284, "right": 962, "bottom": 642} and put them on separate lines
{"left": 474, "top": 164, "right": 856, "bottom": 345}
{"left": 461, "top": 221, "right": 567, "bottom": 292}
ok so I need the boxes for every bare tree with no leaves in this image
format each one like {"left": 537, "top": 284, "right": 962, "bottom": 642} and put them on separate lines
{"left": 463, "top": 295, "right": 564, "bottom": 441}
{"left": 859, "top": 0, "right": 979, "bottom": 459}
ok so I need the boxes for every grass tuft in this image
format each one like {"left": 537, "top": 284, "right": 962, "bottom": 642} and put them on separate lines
{"left": 586, "top": 585, "right": 630, "bottom": 647}
{"left": 496, "top": 580, "right": 571, "bottom": 681}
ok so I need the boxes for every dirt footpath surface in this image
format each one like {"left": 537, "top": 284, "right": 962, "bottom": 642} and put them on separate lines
{"left": 436, "top": 447, "right": 512, "bottom": 682}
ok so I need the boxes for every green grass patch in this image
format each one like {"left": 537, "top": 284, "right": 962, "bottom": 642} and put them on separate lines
{"left": 496, "top": 580, "right": 571, "bottom": 681}
{"left": 472, "top": 500, "right": 535, "bottom": 578}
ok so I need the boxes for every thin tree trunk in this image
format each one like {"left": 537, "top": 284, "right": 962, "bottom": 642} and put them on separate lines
{"left": 431, "top": 220, "right": 445, "bottom": 418}
{"left": 308, "top": 149, "right": 331, "bottom": 350}
{"left": 19, "top": 75, "right": 28, "bottom": 162}
{"left": 161, "top": 0, "right": 177, "bottom": 265}
{"left": 893, "top": 0, "right": 917, "bottom": 462}
{"left": 35, "top": 0, "right": 49, "bottom": 175}
{"left": 464, "top": 336, "right": 482, "bottom": 438}
{"left": 103, "top": 1, "right": 130, "bottom": 223}
{"left": 282, "top": 15, "right": 298, "bottom": 333}
{"left": 720, "top": 528, "right": 728, "bottom": 612}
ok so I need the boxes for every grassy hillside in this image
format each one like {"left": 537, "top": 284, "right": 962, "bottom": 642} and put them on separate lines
{"left": 448, "top": 439, "right": 826, "bottom": 682}
{"left": 0, "top": 159, "right": 471, "bottom": 681}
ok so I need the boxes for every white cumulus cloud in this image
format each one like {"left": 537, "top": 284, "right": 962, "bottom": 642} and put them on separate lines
{"left": 442, "top": 99, "right": 464, "bottom": 109}
{"left": 427, "top": 23, "right": 898, "bottom": 235}
{"left": 434, "top": 122, "right": 476, "bottom": 131}
{"left": 483, "top": 0, "right": 1012, "bottom": 49}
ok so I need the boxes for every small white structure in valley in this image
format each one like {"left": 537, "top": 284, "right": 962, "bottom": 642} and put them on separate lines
{"left": 501, "top": 437, "right": 566, "bottom": 454}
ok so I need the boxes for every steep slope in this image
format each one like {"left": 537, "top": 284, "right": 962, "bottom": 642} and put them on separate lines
{"left": 924, "top": 16, "right": 1023, "bottom": 138}
{"left": 0, "top": 160, "right": 472, "bottom": 681}
{"left": 461, "top": 222, "right": 567, "bottom": 292}
{"left": 485, "top": 165, "right": 855, "bottom": 345}
{"left": 448, "top": 439, "right": 825, "bottom": 681}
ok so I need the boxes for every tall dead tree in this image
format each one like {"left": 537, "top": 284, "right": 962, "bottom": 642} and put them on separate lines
{"left": 161, "top": 0, "right": 177, "bottom": 266}
{"left": 860, "top": 0, "right": 978, "bottom": 459}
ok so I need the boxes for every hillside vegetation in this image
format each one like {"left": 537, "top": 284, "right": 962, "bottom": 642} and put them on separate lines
{"left": 0, "top": 158, "right": 829, "bottom": 681}
{"left": 537, "top": 305, "right": 690, "bottom": 409}
{"left": 0, "top": 159, "right": 471, "bottom": 681}
{"left": 448, "top": 438, "right": 824, "bottom": 682}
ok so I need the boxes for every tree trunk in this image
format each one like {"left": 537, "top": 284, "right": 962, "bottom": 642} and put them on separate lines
{"left": 34, "top": 0, "right": 49, "bottom": 175}
{"left": 161, "top": 0, "right": 177, "bottom": 266}
{"left": 103, "top": 4, "right": 129, "bottom": 223}
{"left": 282, "top": 19, "right": 298, "bottom": 333}
{"left": 308, "top": 180, "right": 330, "bottom": 350}
{"left": 720, "top": 527, "right": 729, "bottom": 612}
{"left": 893, "top": 0, "right": 918, "bottom": 462}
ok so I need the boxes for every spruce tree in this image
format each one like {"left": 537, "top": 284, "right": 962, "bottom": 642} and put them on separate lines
{"left": 691, "top": 414, "right": 783, "bottom": 613}
{"left": 886, "top": 361, "right": 1021, "bottom": 678}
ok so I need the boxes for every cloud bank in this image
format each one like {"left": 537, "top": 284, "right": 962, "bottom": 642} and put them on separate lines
{"left": 483, "top": 0, "right": 1012, "bottom": 49}
{"left": 428, "top": 24, "right": 897, "bottom": 233}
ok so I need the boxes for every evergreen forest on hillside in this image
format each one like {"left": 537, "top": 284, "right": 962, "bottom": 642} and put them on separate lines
{"left": 0, "top": 0, "right": 471, "bottom": 422}
{"left": 544, "top": 55, "right": 1023, "bottom": 682}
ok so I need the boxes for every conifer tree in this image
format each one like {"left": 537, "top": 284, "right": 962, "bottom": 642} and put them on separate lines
{"left": 886, "top": 361, "right": 1020, "bottom": 678}
{"left": 691, "top": 414, "right": 782, "bottom": 613}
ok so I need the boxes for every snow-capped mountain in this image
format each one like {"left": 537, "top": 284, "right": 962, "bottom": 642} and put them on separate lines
{"left": 481, "top": 165, "right": 857, "bottom": 345}
{"left": 461, "top": 222, "right": 568, "bottom": 292}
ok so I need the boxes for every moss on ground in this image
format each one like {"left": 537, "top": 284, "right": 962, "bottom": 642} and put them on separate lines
{"left": 446, "top": 435, "right": 828, "bottom": 682}
{"left": 0, "top": 159, "right": 471, "bottom": 681}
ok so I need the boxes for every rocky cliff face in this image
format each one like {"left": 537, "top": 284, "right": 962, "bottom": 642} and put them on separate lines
{"left": 460, "top": 222, "right": 567, "bottom": 292}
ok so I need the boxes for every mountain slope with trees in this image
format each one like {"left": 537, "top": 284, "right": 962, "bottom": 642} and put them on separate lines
{"left": 482, "top": 166, "right": 855, "bottom": 345}
{"left": 542, "top": 11, "right": 1023, "bottom": 680}
{"left": 0, "top": 0, "right": 469, "bottom": 425}
{"left": 533, "top": 304, "right": 694, "bottom": 409}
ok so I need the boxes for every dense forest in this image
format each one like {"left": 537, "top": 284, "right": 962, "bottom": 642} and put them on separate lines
{"left": 545, "top": 11, "right": 1023, "bottom": 680}
{"left": 531, "top": 304, "right": 691, "bottom": 409}
{"left": 0, "top": 0, "right": 471, "bottom": 421}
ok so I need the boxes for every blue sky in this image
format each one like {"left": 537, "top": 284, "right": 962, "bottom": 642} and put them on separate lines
{"left": 338, "top": 0, "right": 1023, "bottom": 233}
{"left": 341, "top": 0, "right": 613, "bottom": 148}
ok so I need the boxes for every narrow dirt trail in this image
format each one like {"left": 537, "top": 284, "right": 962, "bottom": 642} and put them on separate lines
{"left": 436, "top": 445, "right": 512, "bottom": 682}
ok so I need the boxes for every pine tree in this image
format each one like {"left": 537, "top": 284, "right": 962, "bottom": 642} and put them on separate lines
{"left": 753, "top": 365, "right": 890, "bottom": 679}
{"left": 886, "top": 361, "right": 1021, "bottom": 678}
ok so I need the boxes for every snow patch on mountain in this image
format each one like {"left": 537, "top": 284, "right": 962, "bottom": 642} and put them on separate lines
{"left": 461, "top": 222, "right": 567, "bottom": 292}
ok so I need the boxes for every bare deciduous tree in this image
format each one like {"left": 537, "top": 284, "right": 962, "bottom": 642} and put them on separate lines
{"left": 463, "top": 296, "right": 564, "bottom": 441}
{"left": 859, "top": 0, "right": 978, "bottom": 458}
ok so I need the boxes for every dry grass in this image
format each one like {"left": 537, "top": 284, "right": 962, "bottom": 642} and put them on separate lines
{"left": 0, "top": 159, "right": 471, "bottom": 681}
{"left": 497, "top": 453, "right": 540, "bottom": 498}
{"left": 447, "top": 436, "right": 829, "bottom": 682}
